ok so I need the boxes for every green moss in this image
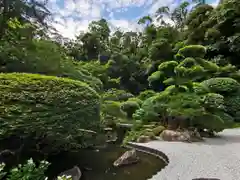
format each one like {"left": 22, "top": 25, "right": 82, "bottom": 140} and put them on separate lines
{"left": 143, "top": 131, "right": 156, "bottom": 140}
{"left": 152, "top": 126, "right": 166, "bottom": 136}
{"left": 0, "top": 73, "right": 101, "bottom": 153}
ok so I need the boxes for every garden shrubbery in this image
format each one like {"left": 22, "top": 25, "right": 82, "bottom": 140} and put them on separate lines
{"left": 0, "top": 73, "right": 101, "bottom": 154}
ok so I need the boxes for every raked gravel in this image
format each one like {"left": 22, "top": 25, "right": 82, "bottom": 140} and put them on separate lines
{"left": 132, "top": 128, "right": 240, "bottom": 180}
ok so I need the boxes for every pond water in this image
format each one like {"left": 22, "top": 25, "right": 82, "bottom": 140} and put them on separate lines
{"left": 46, "top": 144, "right": 166, "bottom": 180}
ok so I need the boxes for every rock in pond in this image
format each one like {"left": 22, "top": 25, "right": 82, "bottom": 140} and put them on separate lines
{"left": 113, "top": 149, "right": 139, "bottom": 167}
{"left": 57, "top": 166, "right": 82, "bottom": 180}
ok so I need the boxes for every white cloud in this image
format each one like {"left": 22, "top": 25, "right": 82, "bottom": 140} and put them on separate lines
{"left": 209, "top": 0, "right": 220, "bottom": 7}
{"left": 46, "top": 0, "right": 188, "bottom": 39}
{"left": 109, "top": 19, "right": 142, "bottom": 32}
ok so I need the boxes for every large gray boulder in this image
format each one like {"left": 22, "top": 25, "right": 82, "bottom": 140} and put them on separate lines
{"left": 160, "top": 130, "right": 191, "bottom": 142}
{"left": 113, "top": 149, "right": 139, "bottom": 167}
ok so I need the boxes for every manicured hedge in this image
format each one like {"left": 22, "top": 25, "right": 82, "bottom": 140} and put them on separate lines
{"left": 178, "top": 45, "right": 206, "bottom": 58}
{"left": 200, "top": 77, "right": 240, "bottom": 95}
{"left": 0, "top": 73, "right": 100, "bottom": 153}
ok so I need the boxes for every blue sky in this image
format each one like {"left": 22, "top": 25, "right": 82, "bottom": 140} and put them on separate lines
{"left": 47, "top": 0, "right": 220, "bottom": 39}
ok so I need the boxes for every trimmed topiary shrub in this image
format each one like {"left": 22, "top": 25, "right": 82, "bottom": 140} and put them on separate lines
{"left": 101, "top": 100, "right": 127, "bottom": 126}
{"left": 138, "top": 90, "right": 156, "bottom": 101}
{"left": 102, "top": 89, "right": 134, "bottom": 101}
{"left": 224, "top": 95, "right": 240, "bottom": 122}
{"left": 0, "top": 73, "right": 101, "bottom": 154}
{"left": 202, "top": 93, "right": 225, "bottom": 111}
{"left": 127, "top": 97, "right": 143, "bottom": 106}
{"left": 178, "top": 45, "right": 206, "bottom": 58}
{"left": 193, "top": 82, "right": 209, "bottom": 94}
{"left": 148, "top": 71, "right": 164, "bottom": 84}
{"left": 121, "top": 101, "right": 140, "bottom": 118}
{"left": 165, "top": 85, "right": 188, "bottom": 94}
{"left": 200, "top": 77, "right": 240, "bottom": 95}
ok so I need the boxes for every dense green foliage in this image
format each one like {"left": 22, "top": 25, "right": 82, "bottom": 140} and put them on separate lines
{"left": 0, "top": 159, "right": 71, "bottom": 180}
{"left": 0, "top": 73, "right": 100, "bottom": 153}
{"left": 1, "top": 0, "right": 240, "bottom": 176}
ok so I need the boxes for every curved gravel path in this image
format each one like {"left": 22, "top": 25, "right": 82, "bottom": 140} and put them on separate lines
{"left": 133, "top": 128, "right": 240, "bottom": 180}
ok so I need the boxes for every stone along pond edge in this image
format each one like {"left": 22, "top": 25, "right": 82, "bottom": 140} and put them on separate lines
{"left": 126, "top": 142, "right": 169, "bottom": 178}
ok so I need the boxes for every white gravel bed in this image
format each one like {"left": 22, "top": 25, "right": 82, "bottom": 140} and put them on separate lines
{"left": 133, "top": 128, "right": 240, "bottom": 180}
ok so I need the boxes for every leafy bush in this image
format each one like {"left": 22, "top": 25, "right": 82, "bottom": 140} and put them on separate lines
{"left": 101, "top": 101, "right": 126, "bottom": 118}
{"left": 121, "top": 101, "right": 140, "bottom": 118}
{"left": 123, "top": 130, "right": 143, "bottom": 145}
{"left": 0, "top": 159, "right": 72, "bottom": 180}
{"left": 193, "top": 113, "right": 226, "bottom": 132}
{"left": 133, "top": 92, "right": 169, "bottom": 123}
{"left": 102, "top": 89, "right": 134, "bottom": 101}
{"left": 127, "top": 97, "right": 143, "bottom": 106}
{"left": 101, "top": 100, "right": 126, "bottom": 126}
{"left": 158, "top": 61, "right": 178, "bottom": 75}
{"left": 224, "top": 95, "right": 240, "bottom": 122}
{"left": 0, "top": 159, "right": 49, "bottom": 180}
{"left": 178, "top": 45, "right": 206, "bottom": 58}
{"left": 202, "top": 93, "right": 225, "bottom": 111}
{"left": 148, "top": 71, "right": 164, "bottom": 84}
{"left": 63, "top": 60, "right": 103, "bottom": 92}
{"left": 165, "top": 85, "right": 188, "bottom": 94}
{"left": 148, "top": 39, "right": 172, "bottom": 60}
{"left": 193, "top": 82, "right": 209, "bottom": 94}
{"left": 200, "top": 77, "right": 240, "bottom": 95}
{"left": 137, "top": 90, "right": 156, "bottom": 101}
{"left": 0, "top": 73, "right": 100, "bottom": 153}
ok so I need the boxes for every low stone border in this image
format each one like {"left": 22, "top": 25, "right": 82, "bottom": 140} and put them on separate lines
{"left": 126, "top": 142, "right": 169, "bottom": 165}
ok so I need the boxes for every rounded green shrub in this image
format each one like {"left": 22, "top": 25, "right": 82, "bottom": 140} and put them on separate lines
{"left": 148, "top": 71, "right": 164, "bottom": 83}
{"left": 158, "top": 61, "right": 178, "bottom": 74}
{"left": 138, "top": 90, "right": 156, "bottom": 101}
{"left": 135, "top": 92, "right": 169, "bottom": 123}
{"left": 214, "top": 111, "right": 234, "bottom": 128}
{"left": 102, "top": 88, "right": 134, "bottom": 101}
{"left": 165, "top": 85, "right": 188, "bottom": 93}
{"left": 193, "top": 113, "right": 226, "bottom": 132}
{"left": 178, "top": 45, "right": 206, "bottom": 58}
{"left": 101, "top": 101, "right": 126, "bottom": 119}
{"left": 224, "top": 95, "right": 240, "bottom": 122}
{"left": 152, "top": 126, "right": 166, "bottom": 136}
{"left": 0, "top": 73, "right": 100, "bottom": 153}
{"left": 200, "top": 77, "right": 240, "bottom": 95}
{"left": 193, "top": 82, "right": 209, "bottom": 94}
{"left": 121, "top": 101, "right": 140, "bottom": 118}
{"left": 179, "top": 57, "right": 196, "bottom": 68}
{"left": 203, "top": 93, "right": 225, "bottom": 111}
{"left": 127, "top": 97, "right": 143, "bottom": 106}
